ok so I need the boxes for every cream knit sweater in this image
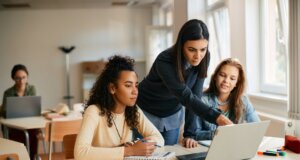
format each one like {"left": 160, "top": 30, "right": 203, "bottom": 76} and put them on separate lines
{"left": 74, "top": 105, "right": 164, "bottom": 160}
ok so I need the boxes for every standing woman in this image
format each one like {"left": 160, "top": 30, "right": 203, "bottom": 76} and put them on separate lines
{"left": 1, "top": 64, "right": 38, "bottom": 159}
{"left": 75, "top": 55, "right": 164, "bottom": 160}
{"left": 137, "top": 19, "right": 232, "bottom": 145}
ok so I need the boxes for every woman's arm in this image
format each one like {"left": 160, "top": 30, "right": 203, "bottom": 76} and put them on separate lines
{"left": 183, "top": 94, "right": 219, "bottom": 148}
{"left": 183, "top": 109, "right": 215, "bottom": 148}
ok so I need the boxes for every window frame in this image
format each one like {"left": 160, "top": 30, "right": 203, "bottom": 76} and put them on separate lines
{"left": 259, "top": 0, "right": 288, "bottom": 95}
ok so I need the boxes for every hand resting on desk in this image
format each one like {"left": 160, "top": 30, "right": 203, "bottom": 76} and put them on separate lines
{"left": 183, "top": 137, "right": 198, "bottom": 148}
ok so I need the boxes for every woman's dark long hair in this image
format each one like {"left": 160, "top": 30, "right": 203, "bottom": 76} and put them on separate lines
{"left": 205, "top": 58, "right": 246, "bottom": 123}
{"left": 173, "top": 19, "right": 210, "bottom": 82}
{"left": 86, "top": 55, "right": 139, "bottom": 129}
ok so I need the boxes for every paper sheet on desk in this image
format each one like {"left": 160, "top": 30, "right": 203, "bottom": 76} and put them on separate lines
{"left": 124, "top": 151, "right": 176, "bottom": 160}
{"left": 198, "top": 140, "right": 211, "bottom": 147}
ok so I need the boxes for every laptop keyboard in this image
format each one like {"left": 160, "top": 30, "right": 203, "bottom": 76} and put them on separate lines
{"left": 176, "top": 152, "right": 207, "bottom": 160}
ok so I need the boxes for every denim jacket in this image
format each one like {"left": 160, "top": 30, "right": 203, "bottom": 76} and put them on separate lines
{"left": 184, "top": 93, "right": 260, "bottom": 140}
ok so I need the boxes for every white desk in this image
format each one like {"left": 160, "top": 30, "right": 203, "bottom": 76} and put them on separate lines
{"left": 0, "top": 112, "right": 82, "bottom": 154}
{"left": 254, "top": 137, "right": 299, "bottom": 160}
{"left": 164, "top": 137, "right": 300, "bottom": 160}
{"left": 0, "top": 138, "right": 30, "bottom": 160}
{"left": 0, "top": 116, "right": 48, "bottom": 153}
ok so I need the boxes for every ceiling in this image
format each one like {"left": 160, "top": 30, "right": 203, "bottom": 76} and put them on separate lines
{"left": 0, "top": 0, "right": 164, "bottom": 10}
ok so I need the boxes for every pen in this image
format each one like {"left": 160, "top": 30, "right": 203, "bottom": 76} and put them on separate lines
{"left": 136, "top": 138, "right": 162, "bottom": 148}
{"left": 265, "top": 150, "right": 286, "bottom": 156}
{"left": 163, "top": 152, "right": 171, "bottom": 157}
{"left": 257, "top": 151, "right": 279, "bottom": 156}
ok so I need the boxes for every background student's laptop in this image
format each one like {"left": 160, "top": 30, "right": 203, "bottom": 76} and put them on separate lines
{"left": 177, "top": 121, "right": 270, "bottom": 160}
{"left": 5, "top": 96, "right": 41, "bottom": 119}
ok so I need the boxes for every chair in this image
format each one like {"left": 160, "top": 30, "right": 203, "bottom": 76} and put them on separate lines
{"left": 38, "top": 118, "right": 82, "bottom": 160}
{"left": 63, "top": 134, "right": 77, "bottom": 159}
{"left": 0, "top": 153, "right": 19, "bottom": 160}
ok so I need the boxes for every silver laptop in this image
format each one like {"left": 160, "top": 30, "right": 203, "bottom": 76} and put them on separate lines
{"left": 5, "top": 96, "right": 41, "bottom": 119}
{"left": 177, "top": 121, "right": 270, "bottom": 160}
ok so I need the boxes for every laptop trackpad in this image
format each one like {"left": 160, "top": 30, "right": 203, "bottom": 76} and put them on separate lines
{"left": 176, "top": 152, "right": 207, "bottom": 160}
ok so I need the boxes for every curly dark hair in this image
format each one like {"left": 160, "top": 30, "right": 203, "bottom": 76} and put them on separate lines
{"left": 86, "top": 55, "right": 140, "bottom": 129}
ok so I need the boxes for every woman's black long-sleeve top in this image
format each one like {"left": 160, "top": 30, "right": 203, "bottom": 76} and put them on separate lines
{"left": 137, "top": 48, "right": 221, "bottom": 124}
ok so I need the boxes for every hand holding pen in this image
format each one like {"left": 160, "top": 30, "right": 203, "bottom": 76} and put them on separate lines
{"left": 124, "top": 137, "right": 158, "bottom": 156}
{"left": 136, "top": 138, "right": 162, "bottom": 148}
{"left": 125, "top": 137, "right": 161, "bottom": 148}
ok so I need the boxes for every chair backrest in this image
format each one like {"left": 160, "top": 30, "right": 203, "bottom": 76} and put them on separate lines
{"left": 0, "top": 153, "right": 19, "bottom": 160}
{"left": 46, "top": 118, "right": 82, "bottom": 160}
{"left": 45, "top": 118, "right": 82, "bottom": 142}
{"left": 63, "top": 134, "right": 77, "bottom": 159}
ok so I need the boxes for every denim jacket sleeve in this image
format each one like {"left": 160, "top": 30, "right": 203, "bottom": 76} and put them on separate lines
{"left": 242, "top": 96, "right": 260, "bottom": 122}
{"left": 183, "top": 94, "right": 217, "bottom": 140}
{"left": 184, "top": 108, "right": 216, "bottom": 140}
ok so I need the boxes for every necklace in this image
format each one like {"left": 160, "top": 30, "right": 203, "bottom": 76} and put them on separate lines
{"left": 112, "top": 116, "right": 126, "bottom": 142}
{"left": 215, "top": 96, "right": 230, "bottom": 106}
{"left": 217, "top": 100, "right": 229, "bottom": 106}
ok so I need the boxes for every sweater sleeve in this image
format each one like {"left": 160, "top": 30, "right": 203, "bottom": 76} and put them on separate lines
{"left": 136, "top": 107, "right": 164, "bottom": 146}
{"left": 74, "top": 106, "right": 125, "bottom": 160}
{"left": 29, "top": 85, "right": 36, "bottom": 96}
{"left": 155, "top": 59, "right": 220, "bottom": 124}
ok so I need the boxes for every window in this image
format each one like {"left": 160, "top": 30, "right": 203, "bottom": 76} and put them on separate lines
{"left": 205, "top": 0, "right": 231, "bottom": 84}
{"left": 260, "top": 0, "right": 289, "bottom": 95}
{"left": 207, "top": 0, "right": 221, "bottom": 6}
{"left": 145, "top": 2, "right": 173, "bottom": 72}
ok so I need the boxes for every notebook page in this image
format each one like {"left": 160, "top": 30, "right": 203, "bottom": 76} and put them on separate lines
{"left": 124, "top": 151, "right": 176, "bottom": 160}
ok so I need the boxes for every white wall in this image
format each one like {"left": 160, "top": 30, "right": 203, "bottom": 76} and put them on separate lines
{"left": 173, "top": 0, "right": 187, "bottom": 40}
{"left": 0, "top": 8, "right": 151, "bottom": 109}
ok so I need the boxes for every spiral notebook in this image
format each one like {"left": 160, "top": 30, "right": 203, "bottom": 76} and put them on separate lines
{"left": 124, "top": 151, "right": 176, "bottom": 160}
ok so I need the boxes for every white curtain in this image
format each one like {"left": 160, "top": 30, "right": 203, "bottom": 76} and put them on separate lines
{"left": 288, "top": 0, "right": 300, "bottom": 138}
{"left": 288, "top": 0, "right": 300, "bottom": 121}
{"left": 213, "top": 7, "right": 230, "bottom": 59}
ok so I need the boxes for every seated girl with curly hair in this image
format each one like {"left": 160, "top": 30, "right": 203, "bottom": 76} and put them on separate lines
{"left": 74, "top": 55, "right": 164, "bottom": 160}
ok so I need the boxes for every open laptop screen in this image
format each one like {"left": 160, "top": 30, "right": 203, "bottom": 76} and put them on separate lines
{"left": 177, "top": 121, "right": 270, "bottom": 160}
{"left": 5, "top": 96, "right": 41, "bottom": 119}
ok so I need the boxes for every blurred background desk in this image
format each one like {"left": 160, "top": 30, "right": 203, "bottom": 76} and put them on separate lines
{"left": 0, "top": 112, "right": 82, "bottom": 154}
{"left": 0, "top": 137, "right": 30, "bottom": 160}
{"left": 0, "top": 116, "right": 48, "bottom": 153}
